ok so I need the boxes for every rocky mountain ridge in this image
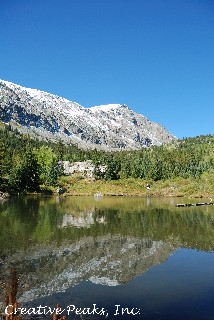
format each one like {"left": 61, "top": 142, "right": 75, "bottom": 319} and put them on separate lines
{"left": 0, "top": 79, "right": 176, "bottom": 150}
{"left": 0, "top": 234, "right": 175, "bottom": 303}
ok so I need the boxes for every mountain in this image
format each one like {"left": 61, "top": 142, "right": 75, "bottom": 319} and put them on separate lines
{"left": 0, "top": 234, "right": 175, "bottom": 303}
{"left": 0, "top": 79, "right": 176, "bottom": 150}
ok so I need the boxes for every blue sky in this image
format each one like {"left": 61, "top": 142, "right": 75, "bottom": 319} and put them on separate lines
{"left": 0, "top": 0, "right": 213, "bottom": 139}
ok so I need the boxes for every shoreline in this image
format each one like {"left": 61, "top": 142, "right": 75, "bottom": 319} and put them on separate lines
{"left": 11, "top": 189, "right": 214, "bottom": 200}
{"left": 2, "top": 175, "right": 214, "bottom": 200}
{"left": 55, "top": 176, "right": 214, "bottom": 199}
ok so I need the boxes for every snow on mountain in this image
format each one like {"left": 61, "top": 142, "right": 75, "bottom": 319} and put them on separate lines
{"left": 90, "top": 104, "right": 121, "bottom": 112}
{"left": 0, "top": 79, "right": 176, "bottom": 150}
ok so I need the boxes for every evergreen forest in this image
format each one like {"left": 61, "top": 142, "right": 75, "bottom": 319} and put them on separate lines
{"left": 0, "top": 123, "right": 213, "bottom": 195}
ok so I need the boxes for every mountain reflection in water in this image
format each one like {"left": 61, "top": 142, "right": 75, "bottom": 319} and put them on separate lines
{"left": 0, "top": 196, "right": 214, "bottom": 319}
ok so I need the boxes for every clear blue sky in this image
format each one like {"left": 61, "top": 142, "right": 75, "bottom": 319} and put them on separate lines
{"left": 0, "top": 0, "right": 213, "bottom": 139}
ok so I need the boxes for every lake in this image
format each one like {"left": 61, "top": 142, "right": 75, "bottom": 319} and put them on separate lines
{"left": 0, "top": 196, "right": 214, "bottom": 319}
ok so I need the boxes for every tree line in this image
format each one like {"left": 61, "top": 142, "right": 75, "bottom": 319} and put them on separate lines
{"left": 0, "top": 123, "right": 213, "bottom": 193}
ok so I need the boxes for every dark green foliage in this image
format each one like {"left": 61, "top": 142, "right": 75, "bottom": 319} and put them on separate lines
{"left": 8, "top": 149, "right": 40, "bottom": 192}
{"left": 93, "top": 161, "right": 105, "bottom": 180}
{"left": 0, "top": 122, "right": 214, "bottom": 192}
{"left": 47, "top": 162, "right": 64, "bottom": 186}
{"left": 93, "top": 153, "right": 121, "bottom": 180}
{"left": 103, "top": 156, "right": 121, "bottom": 180}
{"left": 93, "top": 135, "right": 214, "bottom": 181}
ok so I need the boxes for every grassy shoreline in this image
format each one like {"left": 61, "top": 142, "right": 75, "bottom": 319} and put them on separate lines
{"left": 4, "top": 174, "right": 213, "bottom": 199}
{"left": 51, "top": 174, "right": 214, "bottom": 199}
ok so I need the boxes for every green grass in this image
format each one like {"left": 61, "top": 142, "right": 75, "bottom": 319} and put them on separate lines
{"left": 56, "top": 173, "right": 214, "bottom": 198}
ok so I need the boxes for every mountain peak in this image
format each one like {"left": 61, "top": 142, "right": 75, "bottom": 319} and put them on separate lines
{"left": 0, "top": 79, "right": 176, "bottom": 150}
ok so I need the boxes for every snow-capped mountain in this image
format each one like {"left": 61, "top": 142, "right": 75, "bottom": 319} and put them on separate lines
{"left": 0, "top": 79, "right": 176, "bottom": 150}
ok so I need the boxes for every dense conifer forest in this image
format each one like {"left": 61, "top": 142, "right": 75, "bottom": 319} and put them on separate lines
{"left": 0, "top": 122, "right": 213, "bottom": 195}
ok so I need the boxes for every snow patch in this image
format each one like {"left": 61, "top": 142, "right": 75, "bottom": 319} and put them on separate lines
{"left": 90, "top": 104, "right": 122, "bottom": 112}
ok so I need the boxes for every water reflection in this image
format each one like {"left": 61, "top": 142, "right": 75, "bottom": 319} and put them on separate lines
{"left": 0, "top": 196, "right": 214, "bottom": 317}
{"left": 0, "top": 196, "right": 214, "bottom": 252}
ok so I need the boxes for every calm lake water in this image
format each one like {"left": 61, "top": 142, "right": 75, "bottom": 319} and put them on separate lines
{"left": 0, "top": 196, "right": 214, "bottom": 319}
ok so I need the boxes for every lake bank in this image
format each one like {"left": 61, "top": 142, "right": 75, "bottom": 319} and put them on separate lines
{"left": 54, "top": 175, "right": 214, "bottom": 199}
{"left": 3, "top": 174, "right": 214, "bottom": 199}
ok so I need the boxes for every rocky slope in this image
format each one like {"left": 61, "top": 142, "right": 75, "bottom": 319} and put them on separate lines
{"left": 0, "top": 234, "right": 175, "bottom": 303}
{"left": 0, "top": 79, "right": 176, "bottom": 150}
